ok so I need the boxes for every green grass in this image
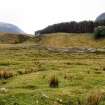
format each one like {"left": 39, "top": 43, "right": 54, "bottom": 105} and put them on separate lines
{"left": 0, "top": 33, "right": 105, "bottom": 104}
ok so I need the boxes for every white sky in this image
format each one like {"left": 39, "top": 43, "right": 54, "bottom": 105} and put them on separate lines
{"left": 0, "top": 0, "right": 105, "bottom": 34}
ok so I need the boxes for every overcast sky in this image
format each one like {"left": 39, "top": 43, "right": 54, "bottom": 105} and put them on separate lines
{"left": 0, "top": 0, "right": 105, "bottom": 34}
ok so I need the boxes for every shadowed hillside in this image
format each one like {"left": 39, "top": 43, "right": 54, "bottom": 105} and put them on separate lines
{"left": 35, "top": 20, "right": 105, "bottom": 35}
{"left": 96, "top": 12, "right": 105, "bottom": 21}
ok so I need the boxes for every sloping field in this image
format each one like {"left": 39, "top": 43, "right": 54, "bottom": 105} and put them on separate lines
{"left": 38, "top": 33, "right": 105, "bottom": 48}
{"left": 0, "top": 32, "right": 31, "bottom": 44}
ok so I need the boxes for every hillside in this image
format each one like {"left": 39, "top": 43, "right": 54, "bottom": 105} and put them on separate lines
{"left": 37, "top": 33, "right": 105, "bottom": 48}
{"left": 0, "top": 22, "right": 24, "bottom": 34}
{"left": 0, "top": 32, "right": 31, "bottom": 44}
{"left": 96, "top": 12, "right": 105, "bottom": 21}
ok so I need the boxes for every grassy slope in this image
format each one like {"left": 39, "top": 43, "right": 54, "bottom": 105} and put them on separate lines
{"left": 0, "top": 33, "right": 105, "bottom": 104}
{"left": 0, "top": 32, "right": 31, "bottom": 44}
{"left": 38, "top": 33, "right": 105, "bottom": 48}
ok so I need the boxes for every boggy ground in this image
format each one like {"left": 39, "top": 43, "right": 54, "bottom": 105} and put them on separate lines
{"left": 0, "top": 42, "right": 105, "bottom": 105}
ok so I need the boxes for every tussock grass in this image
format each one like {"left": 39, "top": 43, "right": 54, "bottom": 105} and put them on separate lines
{"left": 17, "top": 69, "right": 34, "bottom": 75}
{"left": 85, "top": 90, "right": 104, "bottom": 105}
{"left": 0, "top": 70, "right": 13, "bottom": 79}
{"left": 49, "top": 74, "right": 59, "bottom": 88}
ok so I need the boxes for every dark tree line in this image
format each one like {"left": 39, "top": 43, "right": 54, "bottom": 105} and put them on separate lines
{"left": 35, "top": 20, "right": 105, "bottom": 35}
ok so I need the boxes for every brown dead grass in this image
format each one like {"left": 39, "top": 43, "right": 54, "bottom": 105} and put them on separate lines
{"left": 39, "top": 33, "right": 105, "bottom": 48}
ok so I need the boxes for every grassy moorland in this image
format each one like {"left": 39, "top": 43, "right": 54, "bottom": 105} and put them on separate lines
{"left": 38, "top": 33, "right": 105, "bottom": 48}
{"left": 0, "top": 33, "right": 105, "bottom": 105}
{"left": 0, "top": 32, "right": 31, "bottom": 44}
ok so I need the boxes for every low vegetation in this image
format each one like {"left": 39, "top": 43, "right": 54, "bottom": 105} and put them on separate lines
{"left": 0, "top": 70, "right": 13, "bottom": 79}
{"left": 94, "top": 26, "right": 105, "bottom": 39}
{"left": 85, "top": 90, "right": 104, "bottom": 105}
{"left": 49, "top": 75, "right": 59, "bottom": 88}
{"left": 38, "top": 33, "right": 105, "bottom": 48}
{"left": 0, "top": 32, "right": 31, "bottom": 44}
{"left": 0, "top": 33, "right": 105, "bottom": 104}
